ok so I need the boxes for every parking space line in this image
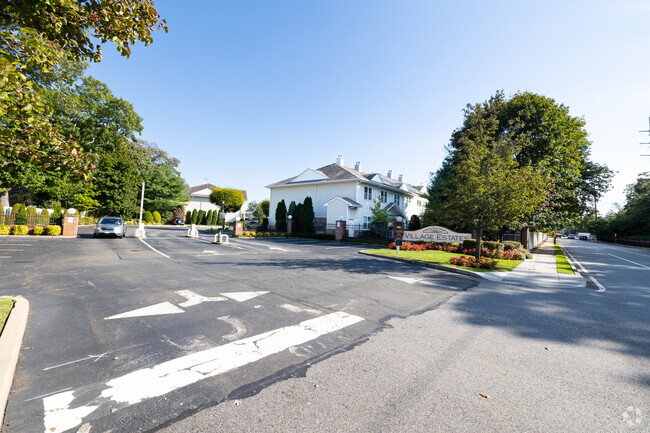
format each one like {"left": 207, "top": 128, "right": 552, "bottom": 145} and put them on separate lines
{"left": 281, "top": 303, "right": 322, "bottom": 315}
{"left": 138, "top": 239, "right": 170, "bottom": 259}
{"left": 608, "top": 254, "right": 649, "bottom": 269}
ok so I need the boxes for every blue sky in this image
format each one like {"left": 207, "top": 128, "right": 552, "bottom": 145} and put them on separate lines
{"left": 88, "top": 0, "right": 650, "bottom": 213}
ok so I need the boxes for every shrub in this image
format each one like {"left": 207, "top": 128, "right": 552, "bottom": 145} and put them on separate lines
{"left": 185, "top": 210, "right": 192, "bottom": 224}
{"left": 271, "top": 232, "right": 277, "bottom": 237}
{"left": 264, "top": 232, "right": 270, "bottom": 237}
{"left": 462, "top": 239, "right": 476, "bottom": 249}
{"left": 11, "top": 203, "right": 23, "bottom": 214}
{"left": 191, "top": 209, "right": 198, "bottom": 225}
{"left": 0, "top": 203, "right": 3, "bottom": 215}
{"left": 502, "top": 241, "right": 522, "bottom": 251}
{"left": 40, "top": 208, "right": 50, "bottom": 217}
{"left": 482, "top": 240, "right": 503, "bottom": 251}
{"left": 11, "top": 225, "right": 29, "bottom": 235}
{"left": 152, "top": 211, "right": 162, "bottom": 224}
{"left": 26, "top": 206, "right": 37, "bottom": 215}
{"left": 52, "top": 203, "right": 63, "bottom": 218}
{"left": 409, "top": 214, "right": 421, "bottom": 230}
{"left": 449, "top": 256, "right": 498, "bottom": 270}
{"left": 144, "top": 211, "right": 153, "bottom": 224}
{"left": 32, "top": 226, "right": 45, "bottom": 235}
{"left": 0, "top": 225, "right": 10, "bottom": 235}
{"left": 198, "top": 210, "right": 206, "bottom": 225}
{"left": 206, "top": 210, "right": 213, "bottom": 225}
{"left": 46, "top": 225, "right": 62, "bottom": 236}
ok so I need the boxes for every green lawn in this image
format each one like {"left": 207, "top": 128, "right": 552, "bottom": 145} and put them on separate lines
{"left": 363, "top": 249, "right": 523, "bottom": 272}
{"left": 0, "top": 298, "right": 14, "bottom": 335}
{"left": 554, "top": 244, "right": 574, "bottom": 274}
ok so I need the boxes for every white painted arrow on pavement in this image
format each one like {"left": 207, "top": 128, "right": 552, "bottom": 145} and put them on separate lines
{"left": 43, "top": 312, "right": 364, "bottom": 433}
{"left": 104, "top": 302, "right": 184, "bottom": 320}
{"left": 388, "top": 276, "right": 460, "bottom": 290}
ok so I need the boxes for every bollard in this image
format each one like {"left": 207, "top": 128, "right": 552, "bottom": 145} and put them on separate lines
{"left": 187, "top": 224, "right": 199, "bottom": 238}
{"left": 213, "top": 230, "right": 229, "bottom": 244}
{"left": 135, "top": 222, "right": 146, "bottom": 238}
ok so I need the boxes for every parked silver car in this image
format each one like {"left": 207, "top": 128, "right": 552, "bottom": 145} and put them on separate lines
{"left": 93, "top": 216, "right": 126, "bottom": 238}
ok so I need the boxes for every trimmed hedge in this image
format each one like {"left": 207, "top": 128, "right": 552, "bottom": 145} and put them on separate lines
{"left": 144, "top": 211, "right": 154, "bottom": 224}
{"left": 32, "top": 226, "right": 45, "bottom": 235}
{"left": 46, "top": 225, "right": 62, "bottom": 236}
{"left": 0, "top": 225, "right": 10, "bottom": 235}
{"left": 482, "top": 240, "right": 503, "bottom": 250}
{"left": 462, "top": 239, "right": 476, "bottom": 249}
{"left": 152, "top": 211, "right": 162, "bottom": 224}
{"left": 503, "top": 241, "right": 522, "bottom": 251}
{"left": 11, "top": 225, "right": 29, "bottom": 235}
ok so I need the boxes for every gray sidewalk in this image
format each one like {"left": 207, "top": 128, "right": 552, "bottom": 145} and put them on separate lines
{"left": 498, "top": 239, "right": 586, "bottom": 288}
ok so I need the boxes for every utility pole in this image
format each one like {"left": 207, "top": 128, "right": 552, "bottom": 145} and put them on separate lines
{"left": 641, "top": 117, "right": 650, "bottom": 157}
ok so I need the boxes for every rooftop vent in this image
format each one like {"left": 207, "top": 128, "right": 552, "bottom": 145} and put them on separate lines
{"left": 336, "top": 154, "right": 344, "bottom": 166}
{"left": 398, "top": 174, "right": 403, "bottom": 182}
{"left": 387, "top": 170, "right": 392, "bottom": 179}
{"left": 354, "top": 161, "right": 361, "bottom": 171}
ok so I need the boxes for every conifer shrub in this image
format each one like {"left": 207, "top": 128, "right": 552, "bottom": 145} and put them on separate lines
{"left": 144, "top": 211, "right": 154, "bottom": 224}
{"left": 198, "top": 210, "right": 206, "bottom": 225}
{"left": 185, "top": 210, "right": 192, "bottom": 224}
{"left": 52, "top": 203, "right": 63, "bottom": 218}
{"left": 41, "top": 208, "right": 50, "bottom": 216}
{"left": 46, "top": 225, "right": 62, "bottom": 236}
{"left": 152, "top": 211, "right": 162, "bottom": 224}
{"left": 206, "top": 210, "right": 213, "bottom": 225}
{"left": 191, "top": 209, "right": 198, "bottom": 225}
{"left": 26, "top": 206, "right": 37, "bottom": 215}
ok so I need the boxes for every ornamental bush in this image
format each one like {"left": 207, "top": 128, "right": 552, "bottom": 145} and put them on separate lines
{"left": 264, "top": 232, "right": 270, "bottom": 237}
{"left": 11, "top": 225, "right": 29, "bottom": 235}
{"left": 144, "top": 211, "right": 154, "bottom": 224}
{"left": 46, "top": 225, "right": 62, "bottom": 236}
{"left": 152, "top": 211, "right": 162, "bottom": 224}
{"left": 502, "top": 241, "right": 522, "bottom": 251}
{"left": 255, "top": 232, "right": 263, "bottom": 237}
{"left": 26, "top": 206, "right": 37, "bottom": 215}
{"left": 52, "top": 203, "right": 63, "bottom": 218}
{"left": 191, "top": 209, "right": 198, "bottom": 225}
{"left": 0, "top": 225, "right": 10, "bottom": 235}
{"left": 482, "top": 240, "right": 503, "bottom": 251}
{"left": 32, "top": 226, "right": 45, "bottom": 235}
{"left": 462, "top": 239, "right": 476, "bottom": 249}
{"left": 185, "top": 210, "right": 192, "bottom": 224}
{"left": 449, "top": 256, "right": 498, "bottom": 270}
{"left": 41, "top": 208, "right": 50, "bottom": 217}
{"left": 206, "top": 210, "right": 213, "bottom": 225}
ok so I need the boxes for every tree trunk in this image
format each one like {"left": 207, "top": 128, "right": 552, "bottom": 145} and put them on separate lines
{"left": 475, "top": 227, "right": 483, "bottom": 261}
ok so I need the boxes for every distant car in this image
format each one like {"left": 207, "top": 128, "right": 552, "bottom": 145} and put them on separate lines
{"left": 172, "top": 216, "right": 184, "bottom": 225}
{"left": 246, "top": 220, "right": 259, "bottom": 228}
{"left": 561, "top": 234, "right": 567, "bottom": 238}
{"left": 577, "top": 232, "right": 591, "bottom": 240}
{"left": 93, "top": 216, "right": 126, "bottom": 238}
{"left": 567, "top": 234, "right": 575, "bottom": 239}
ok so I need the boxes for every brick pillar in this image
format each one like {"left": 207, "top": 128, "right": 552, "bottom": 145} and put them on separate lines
{"left": 394, "top": 221, "right": 404, "bottom": 239}
{"left": 335, "top": 220, "right": 346, "bottom": 241}
{"left": 233, "top": 220, "right": 244, "bottom": 237}
{"left": 287, "top": 219, "right": 293, "bottom": 235}
{"left": 521, "top": 227, "right": 530, "bottom": 250}
{"left": 62, "top": 214, "right": 78, "bottom": 237}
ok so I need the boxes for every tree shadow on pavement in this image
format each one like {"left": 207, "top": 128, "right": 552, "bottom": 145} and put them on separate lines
{"left": 450, "top": 281, "right": 650, "bottom": 362}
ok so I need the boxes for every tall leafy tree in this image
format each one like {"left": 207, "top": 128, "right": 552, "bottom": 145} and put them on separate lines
{"left": 1, "top": 0, "right": 167, "bottom": 206}
{"left": 275, "top": 199, "right": 287, "bottom": 231}
{"left": 209, "top": 188, "right": 244, "bottom": 213}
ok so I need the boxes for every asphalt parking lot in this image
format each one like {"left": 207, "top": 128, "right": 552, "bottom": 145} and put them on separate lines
{"left": 1, "top": 227, "right": 478, "bottom": 433}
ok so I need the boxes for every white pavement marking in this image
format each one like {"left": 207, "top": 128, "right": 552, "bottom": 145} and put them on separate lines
{"left": 138, "top": 238, "right": 170, "bottom": 259}
{"left": 43, "top": 391, "right": 98, "bottom": 433}
{"left": 77, "top": 423, "right": 92, "bottom": 433}
{"left": 608, "top": 254, "right": 650, "bottom": 269}
{"left": 24, "top": 387, "right": 72, "bottom": 402}
{"left": 99, "top": 312, "right": 363, "bottom": 405}
{"left": 280, "top": 303, "right": 322, "bottom": 315}
{"left": 0, "top": 249, "right": 23, "bottom": 251}
{"left": 0, "top": 256, "right": 11, "bottom": 259}
{"left": 43, "top": 344, "right": 149, "bottom": 371}
{"left": 217, "top": 315, "right": 249, "bottom": 341}
{"left": 387, "top": 275, "right": 460, "bottom": 290}
{"left": 200, "top": 250, "right": 222, "bottom": 255}
{"left": 563, "top": 249, "right": 606, "bottom": 292}
{"left": 176, "top": 290, "right": 226, "bottom": 307}
{"left": 221, "top": 291, "right": 269, "bottom": 302}
{"left": 268, "top": 246, "right": 298, "bottom": 252}
{"left": 104, "top": 302, "right": 184, "bottom": 320}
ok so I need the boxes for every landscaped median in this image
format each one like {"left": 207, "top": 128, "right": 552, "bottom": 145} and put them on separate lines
{"left": 362, "top": 239, "right": 530, "bottom": 273}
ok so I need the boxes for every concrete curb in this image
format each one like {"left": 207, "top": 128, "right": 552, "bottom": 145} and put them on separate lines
{"left": 358, "top": 251, "right": 496, "bottom": 281}
{"left": 0, "top": 296, "right": 29, "bottom": 429}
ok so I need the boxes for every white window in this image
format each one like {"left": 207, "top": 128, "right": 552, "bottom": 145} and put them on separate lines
{"left": 417, "top": 200, "right": 422, "bottom": 206}
{"left": 405, "top": 197, "right": 411, "bottom": 206}
{"left": 393, "top": 194, "right": 400, "bottom": 206}
{"left": 380, "top": 191, "right": 388, "bottom": 203}
{"left": 363, "top": 216, "right": 372, "bottom": 229}
{"left": 364, "top": 186, "right": 373, "bottom": 200}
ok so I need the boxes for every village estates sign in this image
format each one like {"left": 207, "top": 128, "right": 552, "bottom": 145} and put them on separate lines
{"left": 402, "top": 226, "right": 471, "bottom": 243}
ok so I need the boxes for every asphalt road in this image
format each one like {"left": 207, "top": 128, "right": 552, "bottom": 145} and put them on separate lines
{"left": 1, "top": 227, "right": 478, "bottom": 433}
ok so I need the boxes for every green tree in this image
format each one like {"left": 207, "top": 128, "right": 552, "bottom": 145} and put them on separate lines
{"left": 1, "top": 0, "right": 167, "bottom": 205}
{"left": 442, "top": 95, "right": 546, "bottom": 259}
{"left": 409, "top": 214, "right": 421, "bottom": 230}
{"left": 301, "top": 196, "right": 315, "bottom": 233}
{"left": 261, "top": 200, "right": 270, "bottom": 218}
{"left": 275, "top": 199, "right": 287, "bottom": 231}
{"left": 288, "top": 201, "right": 297, "bottom": 217}
{"left": 425, "top": 91, "right": 610, "bottom": 234}
{"left": 209, "top": 188, "right": 244, "bottom": 213}
{"left": 370, "top": 198, "right": 390, "bottom": 237}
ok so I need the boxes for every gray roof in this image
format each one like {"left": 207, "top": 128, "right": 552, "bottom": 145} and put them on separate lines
{"left": 324, "top": 196, "right": 363, "bottom": 208}
{"left": 185, "top": 183, "right": 248, "bottom": 201}
{"left": 267, "top": 163, "right": 425, "bottom": 196}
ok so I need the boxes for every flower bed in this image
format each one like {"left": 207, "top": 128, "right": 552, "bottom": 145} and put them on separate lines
{"left": 448, "top": 255, "right": 499, "bottom": 270}
{"left": 389, "top": 241, "right": 528, "bottom": 260}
